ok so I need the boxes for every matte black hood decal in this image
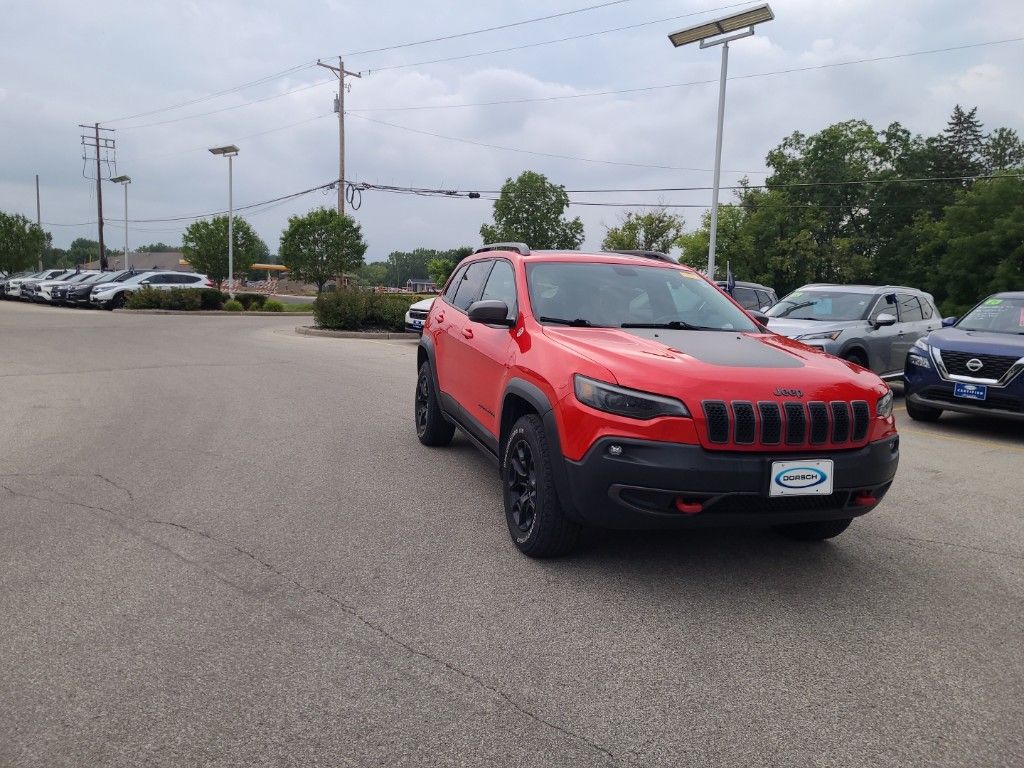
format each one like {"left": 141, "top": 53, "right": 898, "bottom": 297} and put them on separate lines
{"left": 620, "top": 329, "right": 804, "bottom": 368}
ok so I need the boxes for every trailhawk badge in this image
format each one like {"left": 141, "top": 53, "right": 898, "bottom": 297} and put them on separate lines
{"left": 769, "top": 459, "right": 834, "bottom": 497}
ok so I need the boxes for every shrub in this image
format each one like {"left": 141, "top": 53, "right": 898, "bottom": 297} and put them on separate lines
{"left": 235, "top": 292, "right": 267, "bottom": 310}
{"left": 313, "top": 289, "right": 417, "bottom": 331}
{"left": 161, "top": 288, "right": 202, "bottom": 311}
{"left": 262, "top": 299, "right": 284, "bottom": 312}
{"left": 198, "top": 288, "right": 227, "bottom": 310}
{"left": 125, "top": 287, "right": 163, "bottom": 309}
{"left": 223, "top": 299, "right": 244, "bottom": 312}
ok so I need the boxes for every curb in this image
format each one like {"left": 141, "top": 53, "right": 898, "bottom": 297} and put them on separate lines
{"left": 295, "top": 326, "right": 419, "bottom": 340}
{"left": 114, "top": 309, "right": 312, "bottom": 316}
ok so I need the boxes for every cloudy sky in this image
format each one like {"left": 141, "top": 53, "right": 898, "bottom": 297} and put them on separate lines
{"left": 1, "top": 0, "right": 1021, "bottom": 262}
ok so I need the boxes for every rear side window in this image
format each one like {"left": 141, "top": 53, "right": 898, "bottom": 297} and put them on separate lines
{"left": 443, "top": 265, "right": 469, "bottom": 303}
{"left": 479, "top": 259, "right": 518, "bottom": 320}
{"left": 451, "top": 261, "right": 492, "bottom": 312}
{"left": 756, "top": 289, "right": 775, "bottom": 308}
{"left": 178, "top": 274, "right": 202, "bottom": 284}
{"left": 897, "top": 293, "right": 923, "bottom": 322}
{"left": 731, "top": 286, "right": 758, "bottom": 309}
{"left": 920, "top": 297, "right": 935, "bottom": 319}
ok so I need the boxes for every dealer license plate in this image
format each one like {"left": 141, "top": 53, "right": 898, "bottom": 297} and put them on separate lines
{"left": 769, "top": 459, "right": 834, "bottom": 497}
{"left": 954, "top": 382, "right": 987, "bottom": 401}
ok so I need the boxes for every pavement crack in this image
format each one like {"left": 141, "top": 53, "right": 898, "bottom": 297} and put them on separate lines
{"left": 145, "top": 518, "right": 619, "bottom": 765}
{"left": 93, "top": 473, "right": 135, "bottom": 501}
{"left": 869, "top": 531, "right": 1024, "bottom": 562}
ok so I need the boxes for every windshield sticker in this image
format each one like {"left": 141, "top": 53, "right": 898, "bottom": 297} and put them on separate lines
{"left": 984, "top": 298, "right": 1003, "bottom": 306}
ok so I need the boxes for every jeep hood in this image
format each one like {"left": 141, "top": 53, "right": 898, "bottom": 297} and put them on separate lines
{"left": 542, "top": 326, "right": 885, "bottom": 401}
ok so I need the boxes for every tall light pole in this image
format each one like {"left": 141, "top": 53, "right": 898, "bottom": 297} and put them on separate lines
{"left": 668, "top": 4, "right": 774, "bottom": 280}
{"left": 111, "top": 175, "right": 131, "bottom": 271}
{"left": 209, "top": 145, "right": 240, "bottom": 297}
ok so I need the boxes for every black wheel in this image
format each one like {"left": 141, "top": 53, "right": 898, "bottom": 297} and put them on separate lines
{"left": 906, "top": 399, "right": 942, "bottom": 422}
{"left": 842, "top": 351, "right": 868, "bottom": 369}
{"left": 110, "top": 292, "right": 126, "bottom": 310}
{"left": 414, "top": 361, "right": 454, "bottom": 446}
{"left": 775, "top": 517, "right": 852, "bottom": 542}
{"left": 502, "top": 415, "right": 581, "bottom": 557}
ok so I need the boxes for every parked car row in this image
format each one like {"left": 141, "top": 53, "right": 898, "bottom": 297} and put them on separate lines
{"left": 1, "top": 268, "right": 212, "bottom": 309}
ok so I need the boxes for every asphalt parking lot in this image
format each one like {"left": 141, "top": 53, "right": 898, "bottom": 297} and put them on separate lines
{"left": 1, "top": 300, "right": 1021, "bottom": 768}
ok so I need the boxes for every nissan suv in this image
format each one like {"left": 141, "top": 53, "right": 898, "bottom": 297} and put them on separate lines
{"left": 415, "top": 245, "right": 899, "bottom": 557}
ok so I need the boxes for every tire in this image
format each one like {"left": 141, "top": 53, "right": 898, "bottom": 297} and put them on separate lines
{"left": 906, "top": 398, "right": 942, "bottom": 422}
{"left": 502, "top": 414, "right": 581, "bottom": 558}
{"left": 775, "top": 517, "right": 852, "bottom": 542}
{"left": 414, "top": 361, "right": 454, "bottom": 446}
{"left": 842, "top": 350, "right": 868, "bottom": 369}
{"left": 109, "top": 292, "right": 126, "bottom": 310}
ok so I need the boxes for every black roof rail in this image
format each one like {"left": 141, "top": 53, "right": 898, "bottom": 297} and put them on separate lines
{"left": 474, "top": 242, "right": 530, "bottom": 256}
{"left": 602, "top": 249, "right": 676, "bottom": 264}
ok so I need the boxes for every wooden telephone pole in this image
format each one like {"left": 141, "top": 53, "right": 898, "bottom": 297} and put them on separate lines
{"left": 316, "top": 58, "right": 360, "bottom": 215}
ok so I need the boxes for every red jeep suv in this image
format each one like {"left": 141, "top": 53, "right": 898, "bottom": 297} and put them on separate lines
{"left": 415, "top": 244, "right": 899, "bottom": 557}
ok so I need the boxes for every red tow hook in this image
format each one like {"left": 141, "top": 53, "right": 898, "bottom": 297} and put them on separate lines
{"left": 674, "top": 498, "right": 704, "bottom": 515}
{"left": 853, "top": 491, "right": 877, "bottom": 507}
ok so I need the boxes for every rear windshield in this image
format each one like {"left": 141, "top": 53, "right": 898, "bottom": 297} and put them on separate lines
{"left": 957, "top": 297, "right": 1024, "bottom": 335}
{"left": 767, "top": 290, "right": 875, "bottom": 321}
{"left": 526, "top": 261, "right": 758, "bottom": 332}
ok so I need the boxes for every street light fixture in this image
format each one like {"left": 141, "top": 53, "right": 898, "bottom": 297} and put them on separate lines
{"left": 668, "top": 4, "right": 774, "bottom": 280}
{"left": 209, "top": 145, "right": 240, "bottom": 297}
{"left": 110, "top": 175, "right": 131, "bottom": 271}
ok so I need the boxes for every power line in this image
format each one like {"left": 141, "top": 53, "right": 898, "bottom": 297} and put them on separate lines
{"left": 559, "top": 173, "right": 1024, "bottom": 193}
{"left": 347, "top": 112, "right": 762, "bottom": 174}
{"left": 363, "top": 2, "right": 751, "bottom": 73}
{"left": 339, "top": 0, "right": 639, "bottom": 58}
{"left": 350, "top": 36, "right": 1024, "bottom": 112}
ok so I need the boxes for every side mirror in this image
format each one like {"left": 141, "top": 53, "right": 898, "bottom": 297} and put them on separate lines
{"left": 467, "top": 300, "right": 514, "bottom": 327}
{"left": 942, "top": 316, "right": 958, "bottom": 327}
{"left": 872, "top": 312, "right": 897, "bottom": 328}
{"left": 747, "top": 309, "right": 770, "bottom": 327}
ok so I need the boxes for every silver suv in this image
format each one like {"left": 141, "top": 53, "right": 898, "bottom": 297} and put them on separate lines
{"left": 766, "top": 284, "right": 941, "bottom": 380}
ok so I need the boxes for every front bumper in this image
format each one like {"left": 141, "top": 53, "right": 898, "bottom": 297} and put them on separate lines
{"left": 555, "top": 432, "right": 899, "bottom": 529}
{"left": 904, "top": 353, "right": 1024, "bottom": 421}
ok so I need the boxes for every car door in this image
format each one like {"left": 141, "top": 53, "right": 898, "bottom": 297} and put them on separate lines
{"left": 894, "top": 293, "right": 927, "bottom": 366}
{"left": 438, "top": 260, "right": 492, "bottom": 423}
{"left": 460, "top": 258, "right": 519, "bottom": 438}
{"left": 866, "top": 293, "right": 900, "bottom": 374}
{"left": 432, "top": 263, "right": 470, "bottom": 397}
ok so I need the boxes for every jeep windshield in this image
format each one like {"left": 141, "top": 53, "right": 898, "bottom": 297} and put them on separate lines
{"left": 767, "top": 290, "right": 876, "bottom": 321}
{"left": 526, "top": 261, "right": 758, "bottom": 333}
{"left": 956, "top": 297, "right": 1024, "bottom": 335}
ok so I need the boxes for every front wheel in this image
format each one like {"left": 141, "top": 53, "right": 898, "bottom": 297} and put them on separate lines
{"left": 414, "top": 361, "right": 454, "bottom": 446}
{"left": 503, "top": 415, "right": 581, "bottom": 557}
{"left": 109, "top": 292, "right": 126, "bottom": 310}
{"left": 906, "top": 399, "right": 942, "bottom": 422}
{"left": 775, "top": 517, "right": 852, "bottom": 542}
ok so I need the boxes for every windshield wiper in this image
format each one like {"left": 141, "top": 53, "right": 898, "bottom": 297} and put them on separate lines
{"left": 538, "top": 316, "right": 601, "bottom": 327}
{"left": 621, "top": 321, "right": 721, "bottom": 331}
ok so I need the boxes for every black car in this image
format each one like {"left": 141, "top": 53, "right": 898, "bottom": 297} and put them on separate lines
{"left": 64, "top": 270, "right": 134, "bottom": 306}
{"left": 716, "top": 280, "right": 778, "bottom": 311}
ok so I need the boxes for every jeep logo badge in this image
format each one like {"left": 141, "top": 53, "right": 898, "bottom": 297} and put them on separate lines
{"left": 966, "top": 358, "right": 984, "bottom": 373}
{"left": 774, "top": 388, "right": 803, "bottom": 397}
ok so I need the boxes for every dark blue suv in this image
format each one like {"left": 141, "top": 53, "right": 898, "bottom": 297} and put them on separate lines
{"left": 904, "top": 292, "right": 1024, "bottom": 422}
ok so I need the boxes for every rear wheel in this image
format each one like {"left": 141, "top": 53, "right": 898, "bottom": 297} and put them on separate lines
{"left": 775, "top": 517, "right": 852, "bottom": 541}
{"left": 906, "top": 399, "right": 942, "bottom": 422}
{"left": 503, "top": 415, "right": 580, "bottom": 557}
{"left": 414, "top": 361, "right": 454, "bottom": 446}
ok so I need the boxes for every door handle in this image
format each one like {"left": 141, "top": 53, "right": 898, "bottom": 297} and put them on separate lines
{"left": 462, "top": 328, "right": 474, "bottom": 339}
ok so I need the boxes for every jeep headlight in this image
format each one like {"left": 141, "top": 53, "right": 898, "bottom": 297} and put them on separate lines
{"left": 877, "top": 390, "right": 894, "bottom": 418}
{"left": 574, "top": 375, "right": 690, "bottom": 420}
{"left": 794, "top": 330, "right": 843, "bottom": 342}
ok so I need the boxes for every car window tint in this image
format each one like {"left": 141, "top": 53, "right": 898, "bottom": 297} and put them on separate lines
{"left": 868, "top": 293, "right": 898, "bottom": 321}
{"left": 452, "top": 261, "right": 492, "bottom": 312}
{"left": 755, "top": 289, "right": 774, "bottom": 308}
{"left": 443, "top": 265, "right": 469, "bottom": 303}
{"left": 920, "top": 298, "right": 935, "bottom": 319}
{"left": 897, "top": 293, "right": 923, "bottom": 322}
{"left": 731, "top": 286, "right": 758, "bottom": 309}
{"left": 479, "top": 259, "right": 517, "bottom": 320}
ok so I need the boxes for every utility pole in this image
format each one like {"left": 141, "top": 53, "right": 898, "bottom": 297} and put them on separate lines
{"left": 317, "top": 57, "right": 360, "bottom": 214}
{"left": 35, "top": 175, "right": 42, "bottom": 270}
{"left": 79, "top": 123, "right": 116, "bottom": 269}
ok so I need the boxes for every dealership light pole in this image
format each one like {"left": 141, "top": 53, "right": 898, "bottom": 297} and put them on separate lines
{"left": 209, "top": 145, "right": 239, "bottom": 297}
{"left": 668, "top": 4, "right": 774, "bottom": 280}
{"left": 110, "top": 175, "right": 131, "bottom": 270}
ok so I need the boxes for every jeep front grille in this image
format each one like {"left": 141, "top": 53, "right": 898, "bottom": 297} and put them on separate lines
{"left": 701, "top": 399, "right": 871, "bottom": 449}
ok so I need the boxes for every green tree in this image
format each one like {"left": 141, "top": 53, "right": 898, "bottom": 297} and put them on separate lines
{"left": 675, "top": 204, "right": 749, "bottom": 276}
{"left": 0, "top": 212, "right": 45, "bottom": 274}
{"left": 278, "top": 207, "right": 368, "bottom": 293}
{"left": 425, "top": 247, "right": 473, "bottom": 288}
{"left": 67, "top": 238, "right": 104, "bottom": 265}
{"left": 984, "top": 127, "right": 1024, "bottom": 172}
{"left": 181, "top": 215, "right": 266, "bottom": 287}
{"left": 602, "top": 209, "right": 684, "bottom": 254}
{"left": 137, "top": 242, "right": 180, "bottom": 253}
{"left": 357, "top": 261, "right": 389, "bottom": 287}
{"left": 480, "top": 171, "right": 583, "bottom": 249}
{"left": 935, "top": 104, "right": 986, "bottom": 179}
